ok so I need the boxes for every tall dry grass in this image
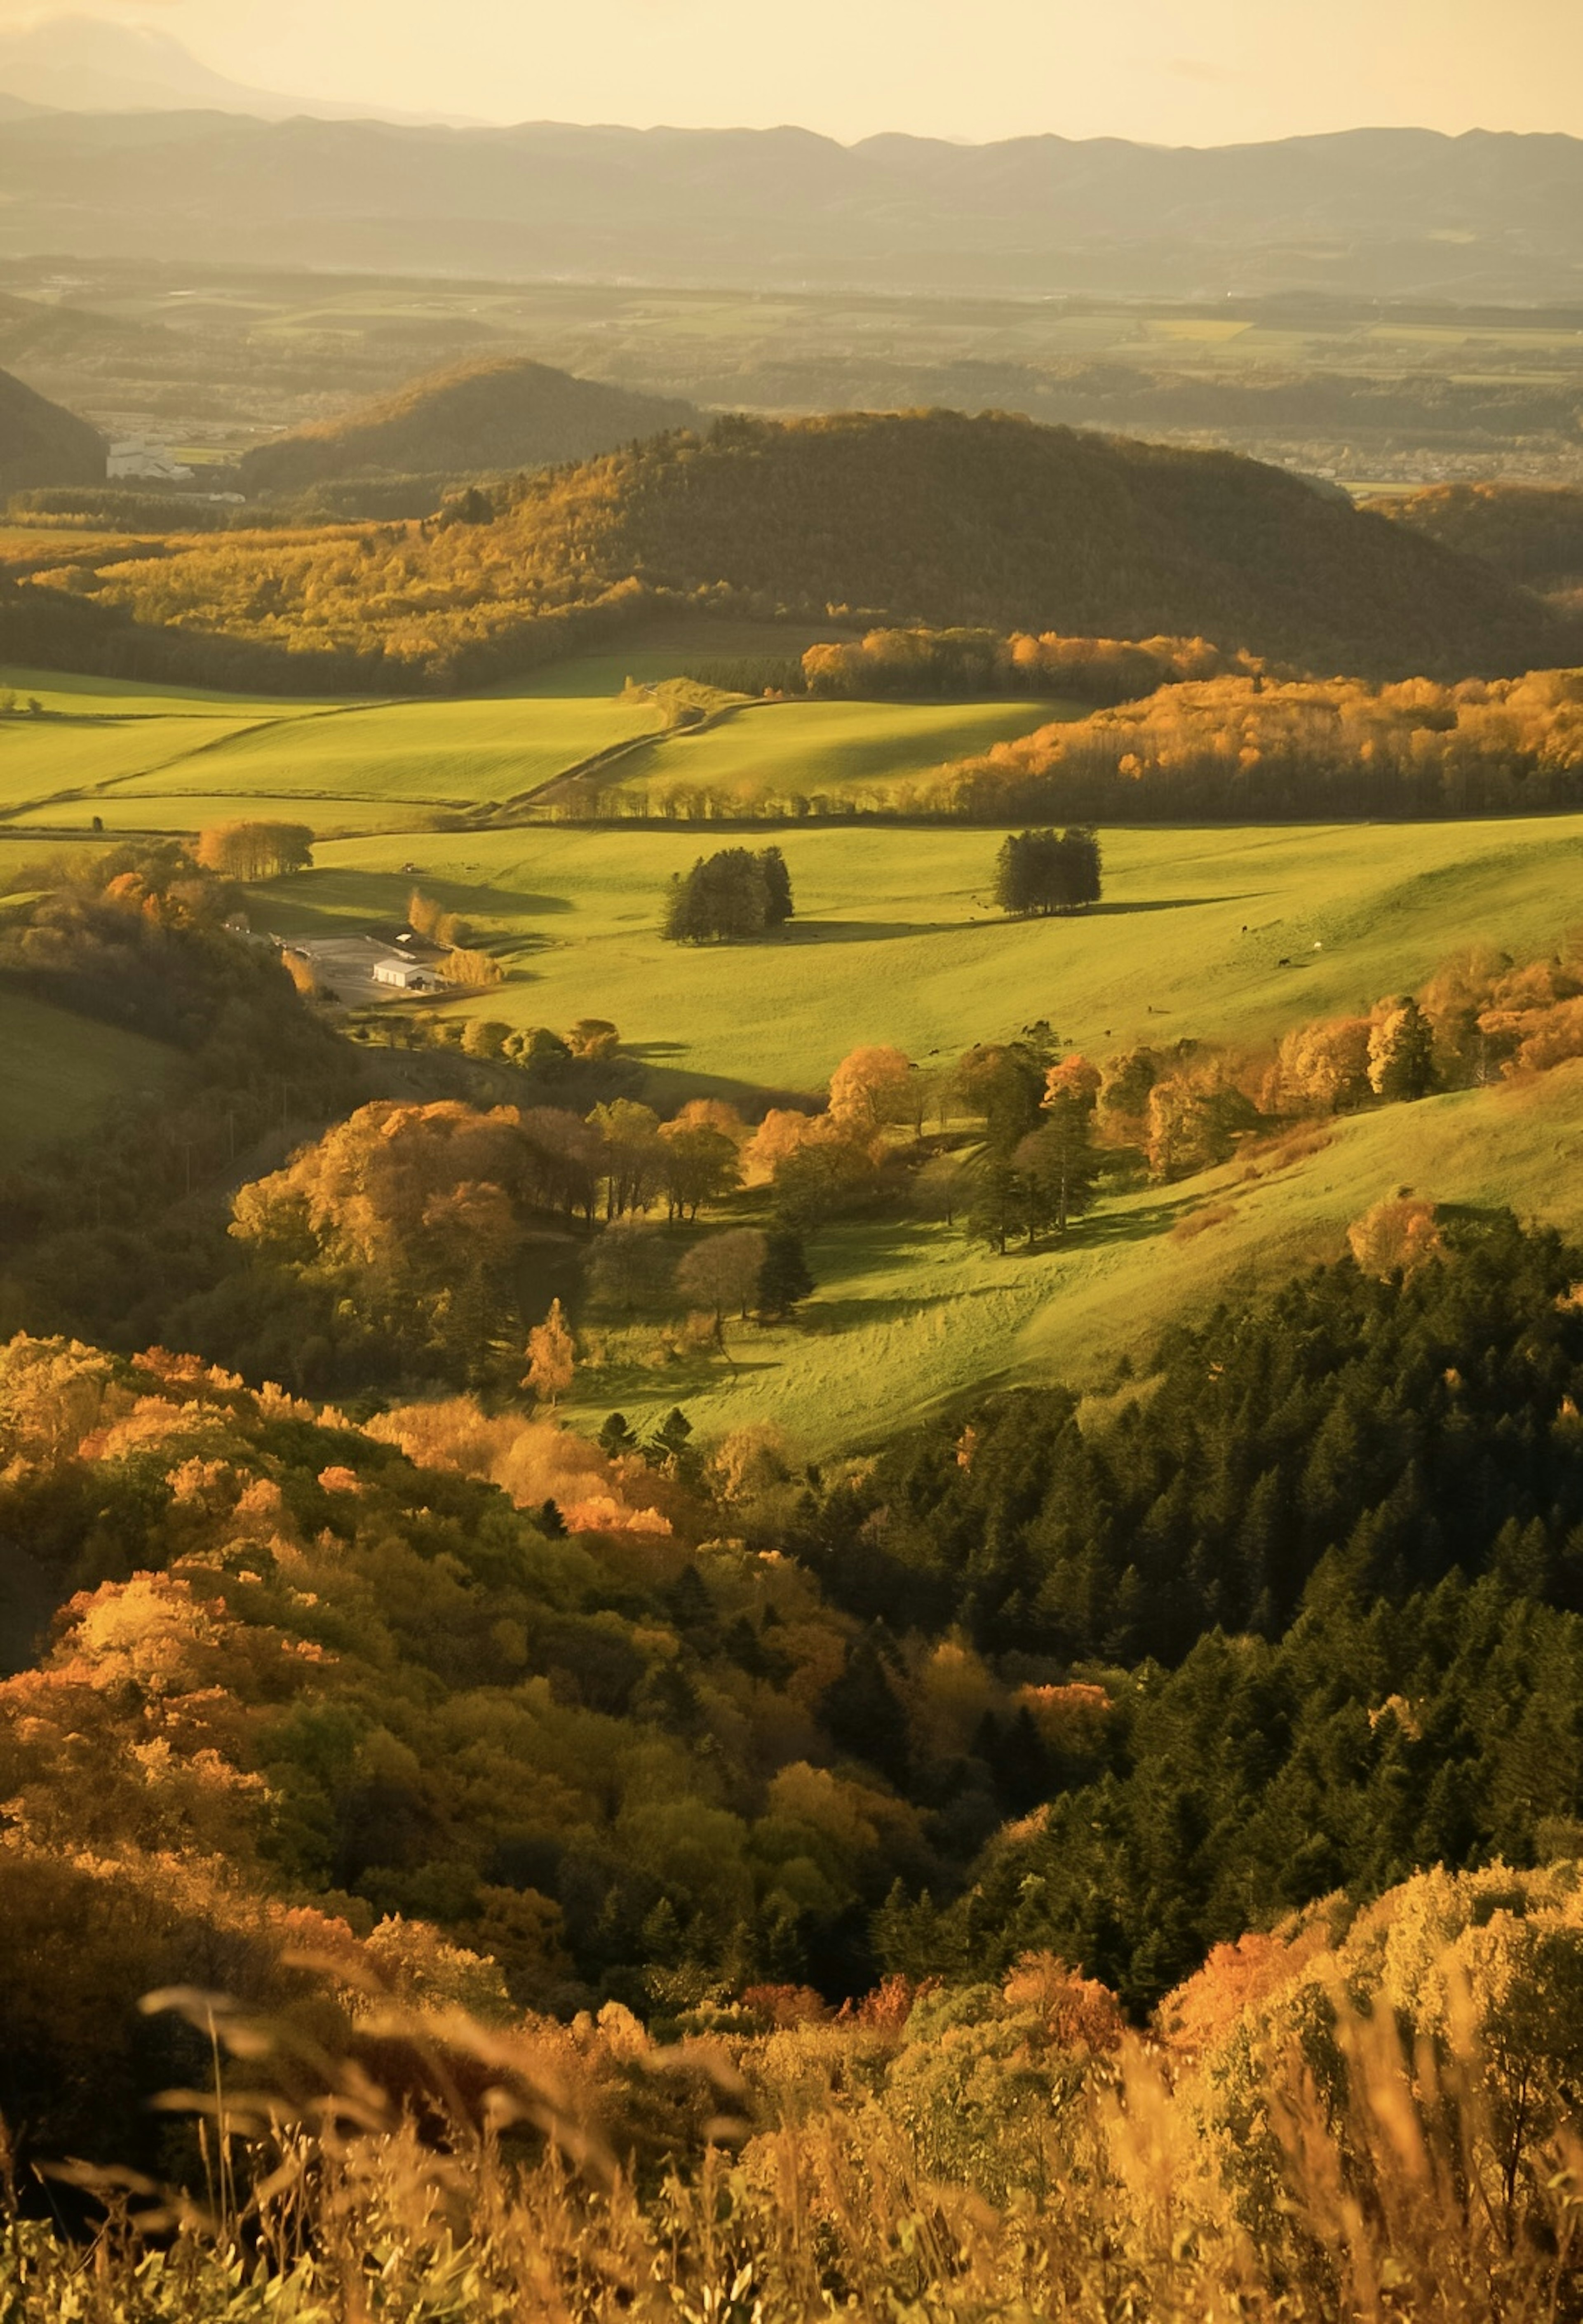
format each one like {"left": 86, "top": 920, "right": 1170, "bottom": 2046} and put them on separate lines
{"left": 7, "top": 1924, "right": 1583, "bottom": 2324}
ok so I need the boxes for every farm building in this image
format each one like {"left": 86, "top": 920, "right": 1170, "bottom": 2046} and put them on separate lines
{"left": 371, "top": 956, "right": 444, "bottom": 992}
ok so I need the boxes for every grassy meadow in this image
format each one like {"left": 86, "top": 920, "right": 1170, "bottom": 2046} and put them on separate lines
{"left": 575, "top": 696, "right": 1070, "bottom": 813}
{"left": 574, "top": 1062, "right": 1583, "bottom": 1457}
{"left": 252, "top": 815, "right": 1583, "bottom": 1090}
{"left": 249, "top": 810, "right": 1583, "bottom": 1454}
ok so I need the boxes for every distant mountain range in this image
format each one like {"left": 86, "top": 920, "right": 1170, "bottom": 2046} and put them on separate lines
{"left": 0, "top": 17, "right": 475, "bottom": 126}
{"left": 0, "top": 92, "right": 1581, "bottom": 299}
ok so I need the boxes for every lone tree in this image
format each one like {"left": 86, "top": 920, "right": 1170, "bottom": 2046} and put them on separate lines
{"left": 676, "top": 1228, "right": 769, "bottom": 1343}
{"left": 993, "top": 827, "right": 1102, "bottom": 917}
{"left": 523, "top": 1298, "right": 575, "bottom": 1407}
{"left": 663, "top": 848, "right": 795, "bottom": 943}
{"left": 196, "top": 821, "right": 314, "bottom": 882}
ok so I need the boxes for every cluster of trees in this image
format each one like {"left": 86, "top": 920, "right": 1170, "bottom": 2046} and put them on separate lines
{"left": 801, "top": 625, "right": 1251, "bottom": 705}
{"left": 930, "top": 669, "right": 1583, "bottom": 822}
{"left": 1268, "top": 938, "right": 1583, "bottom": 1117}
{"left": 992, "top": 826, "right": 1102, "bottom": 915}
{"left": 662, "top": 846, "right": 793, "bottom": 942}
{"left": 194, "top": 820, "right": 314, "bottom": 881}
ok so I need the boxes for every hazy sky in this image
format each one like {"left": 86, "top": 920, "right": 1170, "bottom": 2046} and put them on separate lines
{"left": 7, "top": 0, "right": 1582, "bottom": 144}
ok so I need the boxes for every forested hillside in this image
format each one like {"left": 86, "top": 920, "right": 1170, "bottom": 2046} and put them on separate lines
{"left": 1374, "top": 481, "right": 1583, "bottom": 604}
{"left": 10, "top": 411, "right": 1574, "bottom": 690}
{"left": 239, "top": 355, "right": 701, "bottom": 497}
{"left": 0, "top": 363, "right": 104, "bottom": 496}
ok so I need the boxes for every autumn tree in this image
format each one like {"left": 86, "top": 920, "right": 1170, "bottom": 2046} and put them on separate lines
{"left": 523, "top": 1297, "right": 575, "bottom": 1406}
{"left": 659, "top": 1121, "right": 742, "bottom": 1221}
{"left": 1347, "top": 1197, "right": 1446, "bottom": 1281}
{"left": 442, "top": 947, "right": 504, "bottom": 989}
{"left": 589, "top": 1100, "right": 665, "bottom": 1220}
{"left": 565, "top": 1017, "right": 620, "bottom": 1060}
{"left": 828, "top": 1044, "right": 914, "bottom": 1134}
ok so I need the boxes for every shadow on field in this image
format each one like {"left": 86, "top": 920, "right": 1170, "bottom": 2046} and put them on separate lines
{"left": 783, "top": 919, "right": 961, "bottom": 944}
{"left": 1076, "top": 893, "right": 1264, "bottom": 917}
{"left": 252, "top": 866, "right": 574, "bottom": 934}
{"left": 638, "top": 1062, "right": 818, "bottom": 1116}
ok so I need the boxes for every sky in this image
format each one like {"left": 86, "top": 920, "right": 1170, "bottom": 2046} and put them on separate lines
{"left": 2, "top": 0, "right": 1580, "bottom": 146}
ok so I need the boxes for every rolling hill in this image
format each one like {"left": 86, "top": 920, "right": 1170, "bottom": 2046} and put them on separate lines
{"left": 484, "top": 411, "right": 1574, "bottom": 680}
{"left": 238, "top": 355, "right": 701, "bottom": 497}
{"left": 0, "top": 365, "right": 105, "bottom": 496}
{"left": 10, "top": 411, "right": 1576, "bottom": 687}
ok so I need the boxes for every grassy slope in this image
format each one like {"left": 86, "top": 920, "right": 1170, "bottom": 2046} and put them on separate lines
{"left": 0, "top": 987, "right": 182, "bottom": 1163}
{"left": 0, "top": 666, "right": 667, "bottom": 835}
{"left": 573, "top": 1066, "right": 1583, "bottom": 1456}
{"left": 591, "top": 697, "right": 1072, "bottom": 807}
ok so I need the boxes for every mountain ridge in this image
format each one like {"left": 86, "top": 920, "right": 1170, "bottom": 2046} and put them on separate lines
{"left": 0, "top": 114, "right": 1581, "bottom": 298}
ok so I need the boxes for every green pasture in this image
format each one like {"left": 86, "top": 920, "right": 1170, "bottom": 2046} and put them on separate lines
{"left": 0, "top": 660, "right": 1058, "bottom": 836}
{"left": 0, "top": 665, "right": 670, "bottom": 834}
{"left": 0, "top": 988, "right": 183, "bottom": 1164}
{"left": 584, "top": 697, "right": 1069, "bottom": 811}
{"left": 569, "top": 1062, "right": 1583, "bottom": 1457}
{"left": 115, "top": 694, "right": 664, "bottom": 808}
{"left": 251, "top": 815, "right": 1583, "bottom": 1095}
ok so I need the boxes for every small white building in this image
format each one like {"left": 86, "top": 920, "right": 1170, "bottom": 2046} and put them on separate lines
{"left": 372, "top": 956, "right": 443, "bottom": 992}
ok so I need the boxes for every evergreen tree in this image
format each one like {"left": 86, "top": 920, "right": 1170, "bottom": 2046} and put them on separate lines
{"left": 819, "top": 1626, "right": 911, "bottom": 1785}
{"left": 758, "top": 1229, "right": 816, "bottom": 1317}
{"left": 1015, "top": 1092, "right": 1099, "bottom": 1238}
{"left": 1369, "top": 994, "right": 1438, "bottom": 1101}
{"left": 599, "top": 1410, "right": 639, "bottom": 1457}
{"left": 992, "top": 827, "right": 1103, "bottom": 916}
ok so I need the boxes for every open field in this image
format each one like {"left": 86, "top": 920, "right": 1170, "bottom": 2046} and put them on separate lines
{"left": 0, "top": 987, "right": 184, "bottom": 1164}
{"left": 247, "top": 815, "right": 1583, "bottom": 1092}
{"left": 575, "top": 697, "right": 1070, "bottom": 813}
{"left": 568, "top": 1062, "right": 1583, "bottom": 1455}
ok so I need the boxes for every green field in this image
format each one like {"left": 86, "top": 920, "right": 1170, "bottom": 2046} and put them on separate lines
{"left": 243, "top": 809, "right": 1583, "bottom": 1454}
{"left": 0, "top": 988, "right": 184, "bottom": 1164}
{"left": 575, "top": 698, "right": 1070, "bottom": 813}
{"left": 0, "top": 658, "right": 1059, "bottom": 839}
{"left": 248, "top": 815, "right": 1583, "bottom": 1092}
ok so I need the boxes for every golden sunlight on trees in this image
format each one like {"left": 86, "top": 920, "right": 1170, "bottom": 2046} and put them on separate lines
{"left": 523, "top": 1297, "right": 575, "bottom": 1407}
{"left": 1348, "top": 1197, "right": 1447, "bottom": 1281}
{"left": 195, "top": 821, "right": 314, "bottom": 881}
